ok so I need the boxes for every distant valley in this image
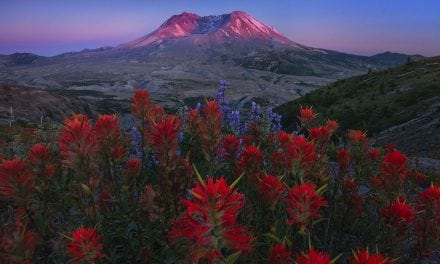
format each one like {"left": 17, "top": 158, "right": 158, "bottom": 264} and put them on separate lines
{"left": 0, "top": 11, "right": 424, "bottom": 116}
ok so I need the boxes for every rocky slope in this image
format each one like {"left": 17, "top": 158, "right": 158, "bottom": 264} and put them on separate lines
{"left": 0, "top": 84, "right": 95, "bottom": 124}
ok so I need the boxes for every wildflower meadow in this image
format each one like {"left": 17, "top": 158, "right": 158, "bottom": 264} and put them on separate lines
{"left": 0, "top": 82, "right": 439, "bottom": 263}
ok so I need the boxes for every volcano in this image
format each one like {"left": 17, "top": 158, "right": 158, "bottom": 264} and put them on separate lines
{"left": 119, "top": 11, "right": 293, "bottom": 49}
{"left": 0, "top": 11, "right": 423, "bottom": 113}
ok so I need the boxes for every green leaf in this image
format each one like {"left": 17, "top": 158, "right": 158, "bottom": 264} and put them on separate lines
{"left": 230, "top": 173, "right": 244, "bottom": 189}
{"left": 225, "top": 251, "right": 242, "bottom": 264}
{"left": 192, "top": 164, "right": 206, "bottom": 187}
{"left": 316, "top": 183, "right": 327, "bottom": 195}
{"left": 263, "top": 233, "right": 281, "bottom": 243}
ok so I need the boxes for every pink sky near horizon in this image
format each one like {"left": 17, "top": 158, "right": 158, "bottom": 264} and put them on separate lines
{"left": 1, "top": 1, "right": 439, "bottom": 57}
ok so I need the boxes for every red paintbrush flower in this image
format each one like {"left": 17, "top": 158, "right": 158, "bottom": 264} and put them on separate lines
{"left": 381, "top": 197, "right": 415, "bottom": 227}
{"left": 259, "top": 174, "right": 285, "bottom": 205}
{"left": 325, "top": 119, "right": 339, "bottom": 133}
{"left": 308, "top": 125, "right": 331, "bottom": 142}
{"left": 0, "top": 208, "right": 40, "bottom": 263}
{"left": 416, "top": 185, "right": 440, "bottom": 219}
{"left": 147, "top": 104, "right": 166, "bottom": 124}
{"left": 350, "top": 249, "right": 392, "bottom": 264}
{"left": 286, "top": 136, "right": 316, "bottom": 172}
{"left": 348, "top": 130, "right": 367, "bottom": 145}
{"left": 285, "top": 183, "right": 327, "bottom": 230}
{"left": 298, "top": 106, "right": 317, "bottom": 126}
{"left": 67, "top": 228, "right": 105, "bottom": 263}
{"left": 236, "top": 145, "right": 263, "bottom": 178}
{"left": 148, "top": 115, "right": 181, "bottom": 167}
{"left": 186, "top": 108, "right": 201, "bottom": 136}
{"left": 368, "top": 148, "right": 381, "bottom": 161}
{"left": 93, "top": 114, "right": 122, "bottom": 157}
{"left": 296, "top": 248, "right": 331, "bottom": 264}
{"left": 0, "top": 159, "right": 34, "bottom": 203}
{"left": 269, "top": 243, "right": 291, "bottom": 264}
{"left": 198, "top": 101, "right": 223, "bottom": 161}
{"left": 222, "top": 134, "right": 240, "bottom": 160}
{"left": 169, "top": 177, "right": 254, "bottom": 263}
{"left": 343, "top": 178, "right": 357, "bottom": 193}
{"left": 337, "top": 149, "right": 351, "bottom": 172}
{"left": 125, "top": 158, "right": 141, "bottom": 185}
{"left": 415, "top": 185, "right": 440, "bottom": 257}
{"left": 411, "top": 170, "right": 428, "bottom": 185}
{"left": 28, "top": 144, "right": 55, "bottom": 177}
{"left": 58, "top": 116, "right": 96, "bottom": 170}
{"left": 275, "top": 131, "right": 293, "bottom": 147}
{"left": 28, "top": 144, "right": 50, "bottom": 166}
{"left": 131, "top": 89, "right": 152, "bottom": 120}
{"left": 202, "top": 100, "right": 222, "bottom": 122}
{"left": 379, "top": 150, "right": 409, "bottom": 192}
{"left": 271, "top": 150, "right": 293, "bottom": 174}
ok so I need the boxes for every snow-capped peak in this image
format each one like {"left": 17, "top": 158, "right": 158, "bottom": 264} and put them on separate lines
{"left": 119, "top": 11, "right": 292, "bottom": 48}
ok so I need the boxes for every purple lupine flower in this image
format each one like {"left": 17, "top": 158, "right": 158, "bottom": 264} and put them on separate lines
{"left": 131, "top": 126, "right": 143, "bottom": 160}
{"left": 179, "top": 131, "right": 184, "bottom": 142}
{"left": 226, "top": 109, "right": 241, "bottom": 134}
{"left": 216, "top": 80, "right": 231, "bottom": 116}
{"left": 249, "top": 101, "right": 262, "bottom": 122}
{"left": 267, "top": 107, "right": 282, "bottom": 131}
{"left": 196, "top": 102, "right": 201, "bottom": 110}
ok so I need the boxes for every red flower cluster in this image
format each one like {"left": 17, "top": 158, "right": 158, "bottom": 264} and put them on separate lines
{"left": 58, "top": 115, "right": 96, "bottom": 171}
{"left": 0, "top": 159, "right": 35, "bottom": 203}
{"left": 286, "top": 136, "right": 316, "bottom": 173}
{"left": 268, "top": 243, "right": 291, "bottom": 264}
{"left": 93, "top": 114, "right": 125, "bottom": 159}
{"left": 275, "top": 131, "right": 293, "bottom": 146}
{"left": 0, "top": 209, "right": 40, "bottom": 263}
{"left": 148, "top": 115, "right": 181, "bottom": 167}
{"left": 259, "top": 174, "right": 285, "bottom": 205}
{"left": 236, "top": 145, "right": 263, "bottom": 178}
{"left": 381, "top": 197, "right": 415, "bottom": 228}
{"left": 199, "top": 101, "right": 223, "bottom": 161}
{"left": 415, "top": 185, "right": 440, "bottom": 256}
{"left": 221, "top": 134, "right": 240, "bottom": 160}
{"left": 325, "top": 120, "right": 339, "bottom": 133}
{"left": 350, "top": 249, "right": 392, "bottom": 264}
{"left": 124, "top": 158, "right": 141, "bottom": 186}
{"left": 131, "top": 89, "right": 152, "bottom": 120}
{"left": 296, "top": 248, "right": 331, "bottom": 264}
{"left": 308, "top": 125, "right": 331, "bottom": 142}
{"left": 67, "top": 228, "right": 105, "bottom": 263}
{"left": 285, "top": 183, "right": 327, "bottom": 230}
{"left": 298, "top": 106, "right": 317, "bottom": 126}
{"left": 348, "top": 130, "right": 367, "bottom": 145}
{"left": 337, "top": 148, "right": 351, "bottom": 173}
{"left": 378, "top": 150, "right": 409, "bottom": 193}
{"left": 186, "top": 108, "right": 201, "bottom": 135}
{"left": 367, "top": 148, "right": 381, "bottom": 161}
{"left": 169, "top": 177, "right": 254, "bottom": 263}
{"left": 28, "top": 144, "right": 55, "bottom": 177}
{"left": 417, "top": 185, "right": 440, "bottom": 216}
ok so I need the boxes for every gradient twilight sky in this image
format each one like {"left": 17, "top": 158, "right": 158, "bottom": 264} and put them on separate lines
{"left": 1, "top": 0, "right": 439, "bottom": 57}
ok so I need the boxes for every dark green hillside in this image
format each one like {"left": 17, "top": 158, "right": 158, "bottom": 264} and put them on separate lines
{"left": 275, "top": 57, "right": 440, "bottom": 158}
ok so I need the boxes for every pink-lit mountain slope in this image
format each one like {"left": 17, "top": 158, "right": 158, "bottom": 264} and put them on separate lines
{"left": 119, "top": 11, "right": 294, "bottom": 49}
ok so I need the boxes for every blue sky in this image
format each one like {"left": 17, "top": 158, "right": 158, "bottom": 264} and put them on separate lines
{"left": 0, "top": 0, "right": 439, "bottom": 56}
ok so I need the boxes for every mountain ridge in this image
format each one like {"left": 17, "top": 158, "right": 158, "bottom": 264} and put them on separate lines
{"left": 118, "top": 11, "right": 293, "bottom": 49}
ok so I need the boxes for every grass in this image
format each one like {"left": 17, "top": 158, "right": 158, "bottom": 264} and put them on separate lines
{"left": 275, "top": 57, "right": 440, "bottom": 135}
